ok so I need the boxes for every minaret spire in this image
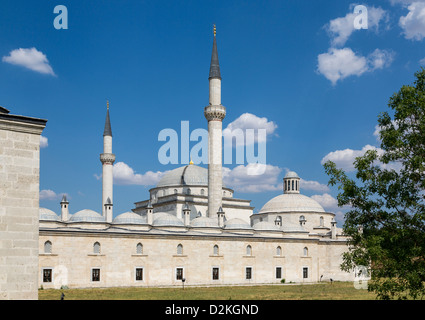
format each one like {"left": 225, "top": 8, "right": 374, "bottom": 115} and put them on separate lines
{"left": 100, "top": 101, "right": 115, "bottom": 222}
{"left": 204, "top": 25, "right": 226, "bottom": 218}
{"left": 103, "top": 100, "right": 112, "bottom": 137}
{"left": 209, "top": 25, "right": 221, "bottom": 80}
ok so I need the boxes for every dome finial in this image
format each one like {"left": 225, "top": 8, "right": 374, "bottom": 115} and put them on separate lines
{"left": 213, "top": 24, "right": 216, "bottom": 37}
{"left": 107, "top": 100, "right": 109, "bottom": 110}
{"left": 189, "top": 158, "right": 194, "bottom": 165}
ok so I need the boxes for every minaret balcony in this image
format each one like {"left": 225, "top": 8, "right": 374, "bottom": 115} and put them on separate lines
{"left": 100, "top": 153, "right": 116, "bottom": 164}
{"left": 204, "top": 105, "right": 226, "bottom": 121}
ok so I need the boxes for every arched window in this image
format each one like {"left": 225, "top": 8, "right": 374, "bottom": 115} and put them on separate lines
{"left": 93, "top": 242, "right": 101, "bottom": 254}
{"left": 276, "top": 246, "right": 282, "bottom": 256}
{"left": 136, "top": 243, "right": 143, "bottom": 255}
{"left": 320, "top": 216, "right": 324, "bottom": 226}
{"left": 275, "top": 216, "right": 282, "bottom": 226}
{"left": 296, "top": 180, "right": 298, "bottom": 191}
{"left": 223, "top": 191, "right": 226, "bottom": 196}
{"left": 177, "top": 244, "right": 183, "bottom": 255}
{"left": 44, "top": 241, "right": 52, "bottom": 254}
{"left": 213, "top": 245, "right": 219, "bottom": 255}
{"left": 292, "top": 180, "right": 294, "bottom": 190}
{"left": 201, "top": 189, "right": 205, "bottom": 195}
{"left": 174, "top": 189, "right": 178, "bottom": 194}
{"left": 303, "top": 247, "right": 308, "bottom": 256}
{"left": 186, "top": 188, "right": 191, "bottom": 195}
{"left": 246, "top": 245, "right": 252, "bottom": 256}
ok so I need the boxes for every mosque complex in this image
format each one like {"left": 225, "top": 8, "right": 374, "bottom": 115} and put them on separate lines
{"left": 36, "top": 27, "right": 355, "bottom": 289}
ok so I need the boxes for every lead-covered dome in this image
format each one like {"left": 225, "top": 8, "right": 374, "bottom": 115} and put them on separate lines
{"left": 191, "top": 216, "right": 219, "bottom": 228}
{"left": 113, "top": 211, "right": 146, "bottom": 224}
{"left": 153, "top": 212, "right": 184, "bottom": 227}
{"left": 39, "top": 207, "right": 60, "bottom": 221}
{"left": 157, "top": 164, "right": 219, "bottom": 187}
{"left": 224, "top": 218, "right": 252, "bottom": 230}
{"left": 69, "top": 209, "right": 104, "bottom": 222}
{"left": 259, "top": 193, "right": 325, "bottom": 214}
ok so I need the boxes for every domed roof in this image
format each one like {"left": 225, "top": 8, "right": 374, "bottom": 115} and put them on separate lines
{"left": 39, "top": 207, "right": 59, "bottom": 221}
{"left": 69, "top": 209, "right": 104, "bottom": 222}
{"left": 191, "top": 216, "right": 219, "bottom": 228}
{"left": 153, "top": 212, "right": 184, "bottom": 227}
{"left": 224, "top": 218, "right": 252, "bottom": 230}
{"left": 113, "top": 211, "right": 146, "bottom": 224}
{"left": 259, "top": 193, "right": 325, "bottom": 214}
{"left": 284, "top": 171, "right": 300, "bottom": 179}
{"left": 157, "top": 164, "right": 219, "bottom": 188}
{"left": 253, "top": 221, "right": 280, "bottom": 231}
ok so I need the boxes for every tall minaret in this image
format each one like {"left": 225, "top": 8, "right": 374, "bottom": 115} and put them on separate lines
{"left": 204, "top": 25, "right": 226, "bottom": 218}
{"left": 100, "top": 101, "right": 115, "bottom": 222}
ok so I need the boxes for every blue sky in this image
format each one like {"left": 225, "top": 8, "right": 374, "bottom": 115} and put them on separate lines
{"left": 1, "top": 0, "right": 425, "bottom": 224}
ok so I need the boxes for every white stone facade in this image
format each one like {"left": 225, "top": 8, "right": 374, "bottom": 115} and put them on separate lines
{"left": 0, "top": 110, "right": 46, "bottom": 299}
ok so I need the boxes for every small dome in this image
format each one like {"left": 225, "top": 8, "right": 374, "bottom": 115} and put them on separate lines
{"left": 191, "top": 216, "right": 219, "bottom": 228}
{"left": 39, "top": 207, "right": 59, "bottom": 221}
{"left": 69, "top": 209, "right": 104, "bottom": 222}
{"left": 113, "top": 211, "right": 146, "bottom": 224}
{"left": 259, "top": 194, "right": 325, "bottom": 214}
{"left": 284, "top": 171, "right": 299, "bottom": 179}
{"left": 253, "top": 221, "right": 280, "bottom": 231}
{"left": 224, "top": 218, "right": 252, "bottom": 230}
{"left": 153, "top": 212, "right": 184, "bottom": 227}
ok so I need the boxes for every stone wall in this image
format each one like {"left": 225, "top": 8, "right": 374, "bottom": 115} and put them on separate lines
{"left": 38, "top": 230, "right": 353, "bottom": 289}
{"left": 0, "top": 111, "right": 46, "bottom": 299}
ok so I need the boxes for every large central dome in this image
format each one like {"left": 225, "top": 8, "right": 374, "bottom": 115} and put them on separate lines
{"left": 259, "top": 193, "right": 325, "bottom": 214}
{"left": 157, "top": 164, "right": 215, "bottom": 188}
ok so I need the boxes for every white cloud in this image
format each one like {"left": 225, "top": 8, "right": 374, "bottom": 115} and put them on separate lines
{"left": 368, "top": 48, "right": 395, "bottom": 70}
{"left": 223, "top": 113, "right": 278, "bottom": 147}
{"left": 321, "top": 144, "right": 384, "bottom": 172}
{"left": 40, "top": 135, "right": 48, "bottom": 148}
{"left": 420, "top": 57, "right": 425, "bottom": 65}
{"left": 399, "top": 1, "right": 425, "bottom": 40}
{"left": 112, "top": 161, "right": 166, "bottom": 186}
{"left": 327, "top": 6, "right": 388, "bottom": 47}
{"left": 317, "top": 48, "right": 394, "bottom": 85}
{"left": 311, "top": 193, "right": 339, "bottom": 210}
{"left": 300, "top": 178, "right": 330, "bottom": 193}
{"left": 222, "top": 163, "right": 282, "bottom": 193}
{"left": 40, "top": 189, "right": 67, "bottom": 201}
{"left": 2, "top": 47, "right": 55, "bottom": 76}
{"left": 317, "top": 48, "right": 368, "bottom": 85}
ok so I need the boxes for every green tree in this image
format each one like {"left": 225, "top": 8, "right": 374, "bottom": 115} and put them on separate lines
{"left": 324, "top": 68, "right": 425, "bottom": 300}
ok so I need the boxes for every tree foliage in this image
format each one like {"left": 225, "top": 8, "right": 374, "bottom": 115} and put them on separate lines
{"left": 324, "top": 68, "right": 425, "bottom": 299}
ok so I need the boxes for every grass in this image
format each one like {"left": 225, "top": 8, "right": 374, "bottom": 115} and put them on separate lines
{"left": 38, "top": 281, "right": 377, "bottom": 300}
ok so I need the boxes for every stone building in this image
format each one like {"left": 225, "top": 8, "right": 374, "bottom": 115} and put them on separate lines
{"left": 0, "top": 106, "right": 47, "bottom": 299}
{"left": 37, "top": 28, "right": 354, "bottom": 289}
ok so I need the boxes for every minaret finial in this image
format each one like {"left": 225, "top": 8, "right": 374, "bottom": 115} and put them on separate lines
{"left": 107, "top": 100, "right": 109, "bottom": 110}
{"left": 209, "top": 25, "right": 221, "bottom": 80}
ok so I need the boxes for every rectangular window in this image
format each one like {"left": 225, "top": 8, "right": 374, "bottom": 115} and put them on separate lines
{"left": 245, "top": 267, "right": 252, "bottom": 280}
{"left": 276, "top": 267, "right": 282, "bottom": 279}
{"left": 43, "top": 268, "right": 52, "bottom": 283}
{"left": 136, "top": 268, "right": 143, "bottom": 281}
{"left": 176, "top": 267, "right": 184, "bottom": 280}
{"left": 92, "top": 268, "right": 100, "bottom": 282}
{"left": 303, "top": 267, "right": 308, "bottom": 279}
{"left": 212, "top": 267, "right": 219, "bottom": 280}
